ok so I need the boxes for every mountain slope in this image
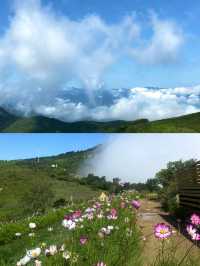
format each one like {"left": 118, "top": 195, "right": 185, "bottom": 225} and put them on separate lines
{"left": 0, "top": 107, "right": 17, "bottom": 131}
{"left": 0, "top": 107, "right": 200, "bottom": 132}
{"left": 123, "top": 112, "right": 200, "bottom": 133}
{"left": 0, "top": 147, "right": 98, "bottom": 221}
{"left": 1, "top": 114, "right": 149, "bottom": 133}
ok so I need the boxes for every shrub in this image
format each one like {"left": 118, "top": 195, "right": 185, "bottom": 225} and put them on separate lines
{"left": 53, "top": 198, "right": 67, "bottom": 208}
{"left": 21, "top": 178, "right": 54, "bottom": 214}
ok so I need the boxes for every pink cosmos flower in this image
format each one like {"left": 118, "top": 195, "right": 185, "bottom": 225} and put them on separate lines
{"left": 87, "top": 212, "right": 94, "bottom": 220}
{"left": 64, "top": 214, "right": 73, "bottom": 221}
{"left": 111, "top": 208, "right": 117, "bottom": 216}
{"left": 131, "top": 200, "right": 141, "bottom": 209}
{"left": 96, "top": 262, "right": 106, "bottom": 266}
{"left": 64, "top": 210, "right": 82, "bottom": 223}
{"left": 186, "top": 224, "right": 200, "bottom": 241}
{"left": 94, "top": 202, "right": 101, "bottom": 209}
{"left": 107, "top": 208, "right": 118, "bottom": 220}
{"left": 72, "top": 210, "right": 82, "bottom": 220}
{"left": 190, "top": 214, "right": 200, "bottom": 226}
{"left": 154, "top": 223, "right": 172, "bottom": 239}
{"left": 80, "top": 236, "right": 88, "bottom": 245}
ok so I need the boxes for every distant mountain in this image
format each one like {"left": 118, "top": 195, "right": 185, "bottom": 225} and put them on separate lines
{"left": 0, "top": 107, "right": 17, "bottom": 131}
{"left": 0, "top": 106, "right": 200, "bottom": 132}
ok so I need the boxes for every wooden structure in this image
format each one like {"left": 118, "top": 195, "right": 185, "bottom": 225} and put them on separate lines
{"left": 179, "top": 161, "right": 200, "bottom": 211}
{"left": 99, "top": 192, "right": 109, "bottom": 202}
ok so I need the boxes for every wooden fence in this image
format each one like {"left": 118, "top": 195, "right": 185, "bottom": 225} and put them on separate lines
{"left": 179, "top": 161, "right": 200, "bottom": 211}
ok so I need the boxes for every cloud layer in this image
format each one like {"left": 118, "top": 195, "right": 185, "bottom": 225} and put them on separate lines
{"left": 0, "top": 0, "right": 194, "bottom": 121}
{"left": 81, "top": 134, "right": 200, "bottom": 182}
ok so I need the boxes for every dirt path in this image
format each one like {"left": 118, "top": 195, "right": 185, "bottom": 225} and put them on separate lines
{"left": 137, "top": 200, "right": 200, "bottom": 265}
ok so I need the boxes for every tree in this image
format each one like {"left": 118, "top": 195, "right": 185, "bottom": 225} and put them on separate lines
{"left": 145, "top": 178, "right": 159, "bottom": 192}
{"left": 155, "top": 159, "right": 196, "bottom": 213}
{"left": 21, "top": 178, "right": 54, "bottom": 214}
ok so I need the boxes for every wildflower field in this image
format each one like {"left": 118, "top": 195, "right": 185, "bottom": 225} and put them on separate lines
{"left": 1, "top": 192, "right": 200, "bottom": 266}
{"left": 0, "top": 193, "right": 142, "bottom": 266}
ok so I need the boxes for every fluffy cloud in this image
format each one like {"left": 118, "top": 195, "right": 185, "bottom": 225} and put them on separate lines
{"left": 0, "top": 0, "right": 189, "bottom": 121}
{"left": 25, "top": 85, "right": 200, "bottom": 122}
{"left": 131, "top": 12, "right": 184, "bottom": 64}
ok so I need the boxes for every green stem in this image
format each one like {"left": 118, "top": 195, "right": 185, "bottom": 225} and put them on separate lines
{"left": 177, "top": 243, "right": 194, "bottom": 266}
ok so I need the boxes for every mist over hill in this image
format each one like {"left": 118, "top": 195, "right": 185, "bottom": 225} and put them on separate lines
{"left": 0, "top": 104, "right": 200, "bottom": 132}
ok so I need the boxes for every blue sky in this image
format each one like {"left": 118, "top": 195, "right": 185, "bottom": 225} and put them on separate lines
{"left": 0, "top": 0, "right": 200, "bottom": 121}
{"left": 0, "top": 134, "right": 108, "bottom": 160}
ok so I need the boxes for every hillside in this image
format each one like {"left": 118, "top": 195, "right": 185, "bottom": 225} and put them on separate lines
{"left": 0, "top": 147, "right": 98, "bottom": 222}
{"left": 1, "top": 114, "right": 149, "bottom": 133}
{"left": 122, "top": 112, "right": 200, "bottom": 133}
{"left": 0, "top": 107, "right": 200, "bottom": 132}
{"left": 0, "top": 107, "right": 17, "bottom": 131}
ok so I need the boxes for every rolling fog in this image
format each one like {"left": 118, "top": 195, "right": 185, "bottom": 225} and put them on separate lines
{"left": 81, "top": 134, "right": 200, "bottom": 183}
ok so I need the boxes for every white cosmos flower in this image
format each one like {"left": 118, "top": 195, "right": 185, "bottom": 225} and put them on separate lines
{"left": 97, "top": 213, "right": 104, "bottom": 219}
{"left": 35, "top": 260, "right": 42, "bottom": 266}
{"left": 45, "top": 245, "right": 58, "bottom": 256}
{"left": 27, "top": 247, "right": 41, "bottom": 259}
{"left": 16, "top": 255, "right": 31, "bottom": 266}
{"left": 60, "top": 244, "right": 65, "bottom": 252}
{"left": 85, "top": 207, "right": 95, "bottom": 213}
{"left": 63, "top": 251, "right": 71, "bottom": 260}
{"left": 62, "top": 219, "right": 76, "bottom": 230}
{"left": 29, "top": 222, "right": 36, "bottom": 229}
{"left": 49, "top": 245, "right": 57, "bottom": 256}
{"left": 15, "top": 232, "right": 22, "bottom": 237}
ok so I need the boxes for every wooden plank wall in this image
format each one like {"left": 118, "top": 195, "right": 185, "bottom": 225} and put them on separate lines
{"left": 179, "top": 161, "right": 200, "bottom": 211}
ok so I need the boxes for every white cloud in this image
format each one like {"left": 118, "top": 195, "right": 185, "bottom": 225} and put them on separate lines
{"left": 0, "top": 0, "right": 189, "bottom": 121}
{"left": 32, "top": 86, "right": 200, "bottom": 122}
{"left": 82, "top": 134, "right": 200, "bottom": 182}
{"left": 131, "top": 13, "right": 184, "bottom": 64}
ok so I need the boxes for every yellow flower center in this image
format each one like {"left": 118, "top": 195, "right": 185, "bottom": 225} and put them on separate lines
{"left": 160, "top": 229, "right": 167, "bottom": 235}
{"left": 31, "top": 251, "right": 37, "bottom": 257}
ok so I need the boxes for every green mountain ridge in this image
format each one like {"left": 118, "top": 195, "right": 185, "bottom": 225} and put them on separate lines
{"left": 0, "top": 147, "right": 98, "bottom": 221}
{"left": 0, "top": 107, "right": 200, "bottom": 132}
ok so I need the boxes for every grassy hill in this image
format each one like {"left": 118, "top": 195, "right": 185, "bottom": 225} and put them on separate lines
{"left": 0, "top": 107, "right": 200, "bottom": 132}
{"left": 1, "top": 115, "right": 149, "bottom": 133}
{"left": 0, "top": 107, "right": 17, "bottom": 131}
{"left": 122, "top": 112, "right": 200, "bottom": 133}
{"left": 0, "top": 147, "right": 98, "bottom": 222}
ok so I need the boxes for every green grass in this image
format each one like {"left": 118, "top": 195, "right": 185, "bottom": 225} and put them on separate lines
{"left": 0, "top": 148, "right": 98, "bottom": 222}
{"left": 0, "top": 172, "right": 98, "bottom": 222}
{"left": 1, "top": 106, "right": 200, "bottom": 132}
{"left": 124, "top": 112, "right": 200, "bottom": 133}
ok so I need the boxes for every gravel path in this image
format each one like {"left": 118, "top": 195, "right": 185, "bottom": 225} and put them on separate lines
{"left": 137, "top": 200, "right": 199, "bottom": 265}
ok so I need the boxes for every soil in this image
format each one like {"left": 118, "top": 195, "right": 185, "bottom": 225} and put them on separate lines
{"left": 137, "top": 199, "right": 200, "bottom": 265}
